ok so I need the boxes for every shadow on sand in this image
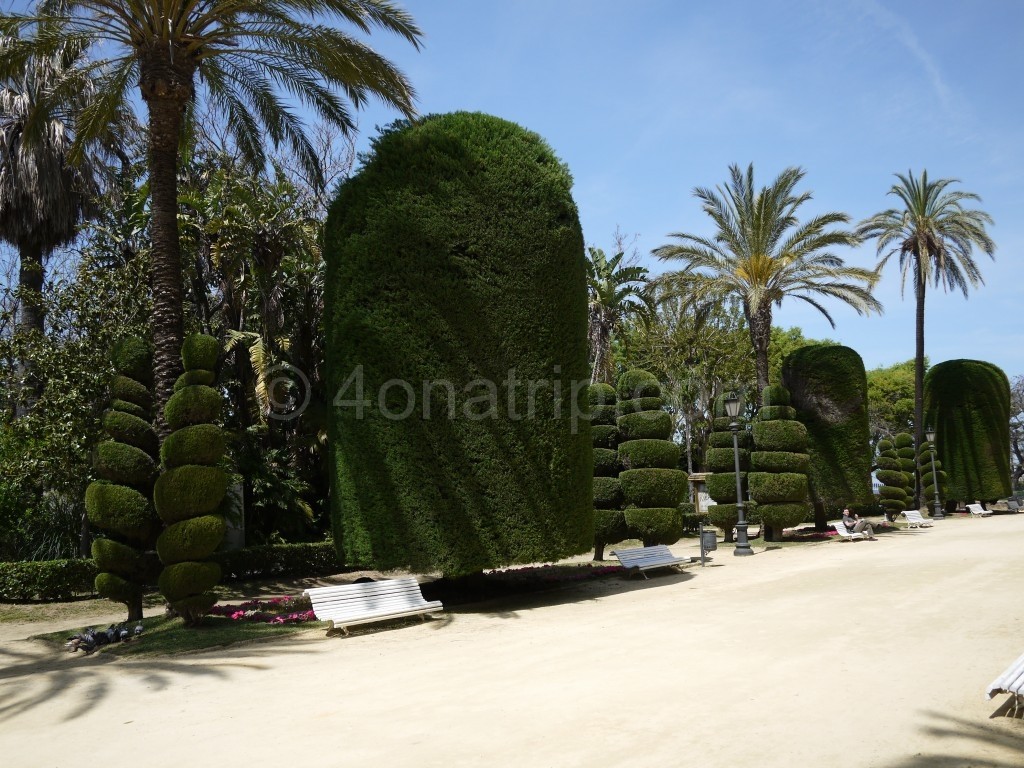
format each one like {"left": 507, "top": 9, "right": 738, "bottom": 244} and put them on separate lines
{"left": 880, "top": 709, "right": 1024, "bottom": 767}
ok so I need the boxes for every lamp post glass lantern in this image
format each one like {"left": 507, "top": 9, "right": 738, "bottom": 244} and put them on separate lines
{"left": 924, "top": 426, "right": 943, "bottom": 519}
{"left": 725, "top": 393, "right": 753, "bottom": 556}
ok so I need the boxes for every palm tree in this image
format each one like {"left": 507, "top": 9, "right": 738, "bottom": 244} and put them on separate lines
{"left": 0, "top": 1, "right": 422, "bottom": 424}
{"left": 654, "top": 163, "right": 882, "bottom": 401}
{"left": 0, "top": 28, "right": 109, "bottom": 411}
{"left": 857, "top": 170, "right": 995, "bottom": 504}
{"left": 586, "top": 246, "right": 653, "bottom": 384}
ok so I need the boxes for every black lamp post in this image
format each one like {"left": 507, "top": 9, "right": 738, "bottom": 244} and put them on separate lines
{"left": 925, "top": 426, "right": 943, "bottom": 519}
{"left": 725, "top": 393, "right": 754, "bottom": 556}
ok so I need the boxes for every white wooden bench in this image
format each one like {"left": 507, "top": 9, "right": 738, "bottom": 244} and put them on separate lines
{"left": 986, "top": 650, "right": 1024, "bottom": 715}
{"left": 966, "top": 503, "right": 993, "bottom": 517}
{"left": 831, "top": 522, "right": 866, "bottom": 541}
{"left": 303, "top": 577, "right": 443, "bottom": 635}
{"left": 901, "top": 509, "right": 934, "bottom": 528}
{"left": 609, "top": 545, "right": 689, "bottom": 578}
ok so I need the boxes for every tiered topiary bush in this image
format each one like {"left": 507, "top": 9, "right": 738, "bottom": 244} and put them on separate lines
{"left": 154, "top": 333, "right": 227, "bottom": 625}
{"left": 750, "top": 385, "right": 811, "bottom": 542}
{"left": 893, "top": 433, "right": 917, "bottom": 508}
{"left": 924, "top": 359, "right": 1012, "bottom": 506}
{"left": 875, "top": 438, "right": 909, "bottom": 520}
{"left": 324, "top": 112, "right": 592, "bottom": 576}
{"left": 86, "top": 336, "right": 160, "bottom": 621}
{"left": 781, "top": 345, "right": 873, "bottom": 529}
{"left": 704, "top": 393, "right": 751, "bottom": 543}
{"left": 615, "top": 370, "right": 686, "bottom": 546}
{"left": 917, "top": 438, "right": 948, "bottom": 516}
{"left": 590, "top": 383, "right": 624, "bottom": 561}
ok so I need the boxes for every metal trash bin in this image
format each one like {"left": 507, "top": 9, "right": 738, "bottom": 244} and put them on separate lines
{"left": 701, "top": 529, "right": 718, "bottom": 552}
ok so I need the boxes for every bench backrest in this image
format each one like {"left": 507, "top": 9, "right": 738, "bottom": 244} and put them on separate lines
{"left": 967, "top": 504, "right": 989, "bottom": 515}
{"left": 987, "top": 651, "right": 1024, "bottom": 697}
{"left": 832, "top": 522, "right": 861, "bottom": 538}
{"left": 904, "top": 510, "right": 925, "bottom": 521}
{"left": 304, "top": 578, "right": 432, "bottom": 618}
{"left": 612, "top": 545, "right": 676, "bottom": 566}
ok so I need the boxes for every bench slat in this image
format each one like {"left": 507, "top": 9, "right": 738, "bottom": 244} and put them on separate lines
{"left": 303, "top": 578, "right": 443, "bottom": 634}
{"left": 610, "top": 545, "right": 687, "bottom": 576}
{"left": 986, "top": 651, "right": 1024, "bottom": 698}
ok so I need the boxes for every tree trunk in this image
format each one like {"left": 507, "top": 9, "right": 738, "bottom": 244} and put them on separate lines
{"left": 748, "top": 302, "right": 772, "bottom": 404}
{"left": 127, "top": 593, "right": 143, "bottom": 622}
{"left": 593, "top": 541, "right": 605, "bottom": 561}
{"left": 813, "top": 500, "right": 827, "bottom": 532}
{"left": 913, "top": 277, "right": 926, "bottom": 509}
{"left": 14, "top": 242, "right": 45, "bottom": 416}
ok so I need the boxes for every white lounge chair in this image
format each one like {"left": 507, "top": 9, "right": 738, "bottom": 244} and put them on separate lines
{"left": 966, "top": 503, "right": 993, "bottom": 517}
{"left": 902, "top": 509, "right": 934, "bottom": 528}
{"left": 831, "top": 522, "right": 866, "bottom": 541}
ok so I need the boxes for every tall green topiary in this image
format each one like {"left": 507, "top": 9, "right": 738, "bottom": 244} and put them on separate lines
{"left": 589, "top": 384, "right": 624, "bottom": 560}
{"left": 917, "top": 439, "right": 948, "bottom": 516}
{"left": 615, "top": 370, "right": 686, "bottom": 546}
{"left": 875, "top": 439, "right": 909, "bottom": 519}
{"left": 894, "top": 433, "right": 917, "bottom": 506}
{"left": 154, "top": 333, "right": 227, "bottom": 625}
{"left": 750, "top": 385, "right": 811, "bottom": 542}
{"left": 924, "top": 359, "right": 1012, "bottom": 504}
{"left": 324, "top": 112, "right": 592, "bottom": 576}
{"left": 781, "top": 345, "right": 873, "bottom": 529}
{"left": 705, "top": 393, "right": 751, "bottom": 543}
{"left": 86, "top": 336, "right": 160, "bottom": 621}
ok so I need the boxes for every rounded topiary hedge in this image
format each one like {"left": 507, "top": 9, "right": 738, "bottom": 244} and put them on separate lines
{"left": 781, "top": 345, "right": 873, "bottom": 529}
{"left": 750, "top": 385, "right": 810, "bottom": 541}
{"left": 761, "top": 384, "right": 791, "bottom": 407}
{"left": 623, "top": 506, "right": 682, "bottom": 546}
{"left": 706, "top": 472, "right": 746, "bottom": 504}
{"left": 924, "top": 360, "right": 1011, "bottom": 504}
{"left": 618, "top": 439, "right": 681, "bottom": 470}
{"left": 326, "top": 113, "right": 592, "bottom": 576}
{"left": 593, "top": 448, "right": 620, "bottom": 477}
{"left": 617, "top": 410, "right": 673, "bottom": 442}
{"left": 617, "top": 397, "right": 665, "bottom": 415}
{"left": 708, "top": 430, "right": 753, "bottom": 450}
{"left": 155, "top": 333, "right": 227, "bottom": 624}
{"left": 589, "top": 405, "right": 618, "bottom": 426}
{"left": 591, "top": 383, "right": 622, "bottom": 560}
{"left": 617, "top": 370, "right": 661, "bottom": 400}
{"left": 591, "top": 425, "right": 619, "bottom": 449}
{"left": 894, "top": 433, "right": 917, "bottom": 504}
{"left": 619, "top": 469, "right": 688, "bottom": 508}
{"left": 706, "top": 392, "right": 750, "bottom": 543}
{"left": 174, "top": 369, "right": 216, "bottom": 391}
{"left": 875, "top": 439, "right": 908, "bottom": 517}
{"left": 593, "top": 477, "right": 624, "bottom": 509}
{"left": 750, "top": 451, "right": 809, "bottom": 474}
{"left": 86, "top": 336, "right": 160, "bottom": 621}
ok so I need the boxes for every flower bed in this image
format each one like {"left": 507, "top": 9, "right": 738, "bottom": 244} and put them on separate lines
{"left": 208, "top": 595, "right": 316, "bottom": 624}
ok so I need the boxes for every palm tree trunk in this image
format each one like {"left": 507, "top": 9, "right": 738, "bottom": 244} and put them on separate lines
{"left": 14, "top": 242, "right": 45, "bottom": 416}
{"left": 913, "top": 277, "right": 926, "bottom": 509}
{"left": 146, "top": 97, "right": 187, "bottom": 433}
{"left": 748, "top": 303, "right": 772, "bottom": 404}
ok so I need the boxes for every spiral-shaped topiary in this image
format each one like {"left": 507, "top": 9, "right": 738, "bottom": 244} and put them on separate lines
{"left": 875, "top": 439, "right": 909, "bottom": 518}
{"left": 590, "top": 385, "right": 625, "bottom": 560}
{"left": 750, "top": 385, "right": 810, "bottom": 541}
{"left": 86, "top": 336, "right": 160, "bottom": 621}
{"left": 705, "top": 393, "right": 749, "bottom": 543}
{"left": 894, "top": 433, "right": 917, "bottom": 506}
{"left": 614, "top": 370, "right": 686, "bottom": 546}
{"left": 155, "top": 333, "right": 227, "bottom": 625}
{"left": 917, "top": 440, "right": 947, "bottom": 517}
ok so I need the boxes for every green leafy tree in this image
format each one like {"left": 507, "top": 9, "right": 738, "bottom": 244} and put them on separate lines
{"left": 655, "top": 164, "right": 881, "bottom": 401}
{"left": 866, "top": 359, "right": 918, "bottom": 448}
{"left": 586, "top": 247, "right": 652, "bottom": 384}
{"left": 0, "top": 0, "right": 422, "bottom": 423}
{"left": 768, "top": 326, "right": 836, "bottom": 386}
{"left": 857, "top": 170, "right": 995, "bottom": 502}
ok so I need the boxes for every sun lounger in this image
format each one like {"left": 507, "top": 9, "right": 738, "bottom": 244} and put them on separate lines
{"left": 901, "top": 509, "right": 934, "bottom": 528}
{"left": 966, "top": 503, "right": 993, "bottom": 517}
{"left": 986, "top": 650, "right": 1024, "bottom": 715}
{"left": 831, "top": 522, "right": 866, "bottom": 541}
{"left": 610, "top": 545, "right": 689, "bottom": 578}
{"left": 303, "top": 577, "right": 443, "bottom": 635}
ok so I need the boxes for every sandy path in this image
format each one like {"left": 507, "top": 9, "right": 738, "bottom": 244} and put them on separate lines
{"left": 2, "top": 516, "right": 1022, "bottom": 767}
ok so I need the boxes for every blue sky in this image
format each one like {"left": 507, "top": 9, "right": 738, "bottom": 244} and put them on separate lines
{"left": 351, "top": 0, "right": 1023, "bottom": 379}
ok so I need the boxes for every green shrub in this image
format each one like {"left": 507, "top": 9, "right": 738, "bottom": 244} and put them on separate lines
{"left": 706, "top": 472, "right": 746, "bottom": 503}
{"left": 758, "top": 405, "right": 796, "bottom": 421}
{"left": 878, "top": 486, "right": 908, "bottom": 501}
{"left": 94, "top": 440, "right": 156, "bottom": 488}
{"left": 101, "top": 409, "right": 158, "bottom": 457}
{"left": 750, "top": 451, "right": 809, "bottom": 473}
{"left": 712, "top": 416, "right": 735, "bottom": 431}
{"left": 588, "top": 405, "right": 618, "bottom": 426}
{"left": 748, "top": 472, "right": 808, "bottom": 503}
{"left": 751, "top": 420, "right": 808, "bottom": 452}
{"left": 594, "top": 508, "right": 627, "bottom": 547}
{"left": 0, "top": 558, "right": 97, "bottom": 601}
{"left": 160, "top": 424, "right": 227, "bottom": 468}
{"left": 591, "top": 425, "right": 619, "bottom": 449}
{"left": 762, "top": 385, "right": 790, "bottom": 407}
{"left": 876, "top": 455, "right": 901, "bottom": 471}
{"left": 707, "top": 504, "right": 739, "bottom": 536}
{"left": 623, "top": 506, "right": 682, "bottom": 546}
{"left": 593, "top": 477, "right": 623, "bottom": 510}
{"left": 110, "top": 374, "right": 153, "bottom": 411}
{"left": 705, "top": 447, "right": 748, "bottom": 472}
{"left": 619, "top": 469, "right": 687, "bottom": 508}
{"left": 174, "top": 369, "right": 216, "bottom": 391}
{"left": 110, "top": 336, "right": 152, "bottom": 385}
{"left": 91, "top": 538, "right": 144, "bottom": 577}
{"left": 157, "top": 515, "right": 228, "bottom": 565}
{"left": 678, "top": 502, "right": 706, "bottom": 533}
{"left": 616, "top": 369, "right": 661, "bottom": 400}
{"left": 876, "top": 439, "right": 894, "bottom": 453}
{"left": 708, "top": 430, "right": 753, "bottom": 450}
{"left": 325, "top": 112, "right": 591, "bottom": 576}
{"left": 154, "top": 465, "right": 229, "bottom": 523}
{"left": 169, "top": 592, "right": 218, "bottom": 616}
{"left": 164, "top": 385, "right": 223, "bottom": 431}
{"left": 181, "top": 333, "right": 221, "bottom": 372}
{"left": 157, "top": 560, "right": 222, "bottom": 603}
{"left": 212, "top": 542, "right": 342, "bottom": 581}
{"left": 875, "top": 469, "right": 907, "bottom": 487}
{"left": 588, "top": 383, "right": 616, "bottom": 406}
{"left": 593, "top": 448, "right": 619, "bottom": 477}
{"left": 95, "top": 571, "right": 142, "bottom": 603}
{"left": 616, "top": 411, "right": 672, "bottom": 441}
{"left": 618, "top": 439, "right": 681, "bottom": 470}
{"left": 894, "top": 433, "right": 914, "bottom": 449}
{"left": 110, "top": 398, "right": 147, "bottom": 420}
{"left": 85, "top": 481, "right": 157, "bottom": 542}
{"left": 617, "top": 397, "right": 665, "bottom": 415}
{"left": 896, "top": 446, "right": 916, "bottom": 460}
{"left": 756, "top": 503, "right": 810, "bottom": 533}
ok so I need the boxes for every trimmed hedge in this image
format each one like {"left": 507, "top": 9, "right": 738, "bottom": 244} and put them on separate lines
{"left": 110, "top": 374, "right": 153, "bottom": 410}
{"left": 158, "top": 560, "right": 221, "bottom": 603}
{"left": 91, "top": 538, "right": 144, "bottom": 577}
{"left": 0, "top": 558, "right": 98, "bottom": 601}
{"left": 748, "top": 472, "right": 808, "bottom": 503}
{"left": 85, "top": 481, "right": 157, "bottom": 542}
{"left": 160, "top": 423, "right": 227, "bottom": 468}
{"left": 894, "top": 433, "right": 914, "bottom": 449}
{"left": 157, "top": 515, "right": 228, "bottom": 565}
{"left": 588, "top": 383, "right": 616, "bottom": 406}
{"left": 617, "top": 397, "right": 665, "bottom": 415}
{"left": 616, "top": 411, "right": 672, "bottom": 441}
{"left": 618, "top": 439, "right": 681, "bottom": 470}
{"left": 174, "top": 369, "right": 216, "bottom": 391}
{"left": 154, "top": 465, "right": 229, "bottom": 523}
{"left": 181, "top": 333, "right": 220, "bottom": 372}
{"left": 708, "top": 430, "right": 753, "bottom": 450}
{"left": 762, "top": 385, "right": 790, "bottom": 407}
{"left": 589, "top": 405, "right": 618, "bottom": 426}
{"left": 925, "top": 359, "right": 1012, "bottom": 504}
{"left": 617, "top": 369, "right": 661, "bottom": 400}
{"left": 95, "top": 572, "right": 141, "bottom": 604}
{"left": 325, "top": 112, "right": 592, "bottom": 576}
{"left": 707, "top": 504, "right": 739, "bottom": 539}
{"left": 705, "top": 447, "right": 748, "bottom": 473}
{"left": 619, "top": 469, "right": 688, "bottom": 508}
{"left": 750, "top": 384, "right": 810, "bottom": 541}
{"left": 758, "top": 405, "right": 797, "bottom": 421}
{"left": 751, "top": 420, "right": 808, "bottom": 453}
{"left": 591, "top": 425, "right": 619, "bottom": 449}
{"left": 111, "top": 398, "right": 147, "bottom": 420}
{"left": 102, "top": 409, "right": 159, "bottom": 456}
{"left": 706, "top": 472, "right": 746, "bottom": 503}
{"left": 110, "top": 336, "right": 153, "bottom": 385}
{"left": 756, "top": 502, "right": 810, "bottom": 532}
{"left": 623, "top": 506, "right": 682, "bottom": 547}
{"left": 593, "top": 509, "right": 628, "bottom": 550}
{"left": 593, "top": 448, "right": 619, "bottom": 477}
{"left": 750, "top": 451, "right": 809, "bottom": 474}
{"left": 212, "top": 541, "right": 342, "bottom": 581}
{"left": 94, "top": 440, "right": 156, "bottom": 488}
{"left": 164, "top": 385, "right": 223, "bottom": 431}
{"left": 593, "top": 477, "right": 623, "bottom": 509}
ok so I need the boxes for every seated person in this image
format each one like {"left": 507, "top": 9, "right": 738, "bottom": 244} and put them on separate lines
{"left": 842, "top": 507, "right": 876, "bottom": 540}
